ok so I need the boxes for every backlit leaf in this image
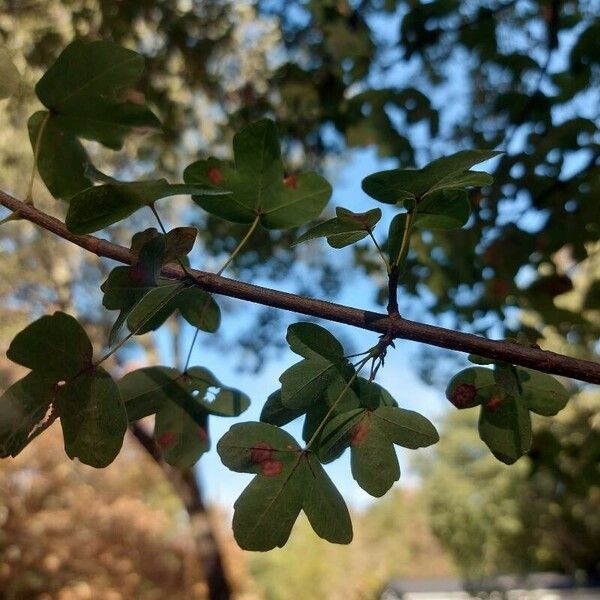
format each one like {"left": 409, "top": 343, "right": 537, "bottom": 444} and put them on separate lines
{"left": 184, "top": 119, "right": 332, "bottom": 229}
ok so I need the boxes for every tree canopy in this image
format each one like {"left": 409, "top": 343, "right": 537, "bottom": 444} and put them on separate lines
{"left": 0, "top": 0, "right": 597, "bottom": 569}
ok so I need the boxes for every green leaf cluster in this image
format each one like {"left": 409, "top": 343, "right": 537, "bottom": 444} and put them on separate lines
{"left": 1, "top": 312, "right": 127, "bottom": 467}
{"left": 184, "top": 119, "right": 332, "bottom": 229}
{"left": 362, "top": 150, "right": 500, "bottom": 265}
{"left": 101, "top": 228, "right": 220, "bottom": 344}
{"left": 119, "top": 366, "right": 250, "bottom": 468}
{"left": 29, "top": 40, "right": 161, "bottom": 200}
{"left": 217, "top": 323, "right": 438, "bottom": 549}
{"left": 446, "top": 364, "right": 569, "bottom": 464}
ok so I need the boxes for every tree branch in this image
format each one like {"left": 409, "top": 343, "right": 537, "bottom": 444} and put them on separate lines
{"left": 1, "top": 188, "right": 599, "bottom": 385}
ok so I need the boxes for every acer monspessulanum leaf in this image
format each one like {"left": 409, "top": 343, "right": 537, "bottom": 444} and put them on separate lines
{"left": 0, "top": 37, "right": 579, "bottom": 552}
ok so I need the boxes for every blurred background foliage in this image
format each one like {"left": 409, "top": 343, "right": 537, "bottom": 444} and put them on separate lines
{"left": 0, "top": 0, "right": 598, "bottom": 597}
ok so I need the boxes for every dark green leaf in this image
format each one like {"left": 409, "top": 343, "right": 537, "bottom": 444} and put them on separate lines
{"left": 286, "top": 322, "right": 345, "bottom": 363}
{"left": 57, "top": 367, "right": 127, "bottom": 468}
{"left": 293, "top": 207, "right": 381, "bottom": 248}
{"left": 184, "top": 119, "right": 332, "bottom": 229}
{"left": 66, "top": 179, "right": 229, "bottom": 234}
{"left": 320, "top": 405, "right": 438, "bottom": 497}
{"left": 414, "top": 189, "right": 470, "bottom": 230}
{"left": 445, "top": 367, "right": 499, "bottom": 409}
{"left": 0, "top": 372, "right": 55, "bottom": 458}
{"left": 478, "top": 396, "right": 532, "bottom": 465}
{"left": 154, "top": 402, "right": 210, "bottom": 468}
{"left": 28, "top": 111, "right": 90, "bottom": 200}
{"left": 7, "top": 312, "right": 93, "bottom": 379}
{"left": 217, "top": 422, "right": 352, "bottom": 550}
{"left": 362, "top": 149, "right": 500, "bottom": 204}
{"left": 279, "top": 357, "right": 338, "bottom": 410}
{"left": 30, "top": 40, "right": 160, "bottom": 200}
{"left": 260, "top": 390, "right": 306, "bottom": 426}
{"left": 36, "top": 39, "right": 145, "bottom": 112}
{"left": 517, "top": 369, "right": 569, "bottom": 416}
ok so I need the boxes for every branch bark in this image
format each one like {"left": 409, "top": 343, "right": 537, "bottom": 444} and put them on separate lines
{"left": 1, "top": 189, "right": 599, "bottom": 385}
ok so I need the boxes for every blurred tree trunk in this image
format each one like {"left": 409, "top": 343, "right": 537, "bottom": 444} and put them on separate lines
{"left": 131, "top": 423, "right": 232, "bottom": 600}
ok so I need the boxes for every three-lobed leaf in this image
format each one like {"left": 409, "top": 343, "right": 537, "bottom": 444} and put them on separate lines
{"left": 184, "top": 119, "right": 332, "bottom": 229}
{"left": 30, "top": 40, "right": 161, "bottom": 200}
{"left": 217, "top": 422, "right": 352, "bottom": 550}
{"left": 320, "top": 405, "right": 439, "bottom": 496}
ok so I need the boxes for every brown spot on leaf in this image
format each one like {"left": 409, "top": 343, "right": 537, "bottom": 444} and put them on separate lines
{"left": 250, "top": 442, "right": 273, "bottom": 464}
{"left": 350, "top": 419, "right": 369, "bottom": 445}
{"left": 485, "top": 396, "right": 503, "bottom": 412}
{"left": 157, "top": 431, "right": 176, "bottom": 449}
{"left": 208, "top": 167, "right": 224, "bottom": 185}
{"left": 450, "top": 383, "right": 477, "bottom": 409}
{"left": 283, "top": 174, "right": 298, "bottom": 190}
{"left": 261, "top": 459, "right": 283, "bottom": 477}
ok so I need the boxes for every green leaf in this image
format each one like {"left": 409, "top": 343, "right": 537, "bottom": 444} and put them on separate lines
{"left": 56, "top": 368, "right": 127, "bottom": 468}
{"left": 0, "top": 372, "right": 55, "bottom": 458}
{"left": 387, "top": 213, "right": 407, "bottom": 264}
{"left": 66, "top": 179, "right": 229, "bottom": 234}
{"left": 362, "top": 149, "right": 500, "bottom": 204}
{"left": 260, "top": 390, "right": 306, "bottom": 426}
{"left": 286, "top": 322, "right": 345, "bottom": 363}
{"left": 279, "top": 357, "right": 339, "bottom": 410}
{"left": 217, "top": 422, "right": 352, "bottom": 550}
{"left": 7, "top": 311, "right": 93, "bottom": 380}
{"left": 0, "top": 46, "right": 20, "bottom": 100}
{"left": 184, "top": 119, "right": 332, "bottom": 229}
{"left": 36, "top": 39, "right": 144, "bottom": 112}
{"left": 119, "top": 366, "right": 182, "bottom": 421}
{"left": 119, "top": 365, "right": 249, "bottom": 424}
{"left": 351, "top": 414, "right": 400, "bottom": 497}
{"left": 184, "top": 367, "right": 250, "bottom": 417}
{"left": 319, "top": 406, "right": 438, "bottom": 497}
{"left": 103, "top": 230, "right": 198, "bottom": 345}
{"left": 445, "top": 367, "right": 500, "bottom": 409}
{"left": 478, "top": 396, "right": 532, "bottom": 465}
{"left": 30, "top": 40, "right": 161, "bottom": 200}
{"left": 494, "top": 363, "right": 522, "bottom": 397}
{"left": 126, "top": 285, "right": 220, "bottom": 334}
{"left": 517, "top": 369, "right": 569, "bottom": 416}
{"left": 353, "top": 377, "right": 397, "bottom": 410}
{"left": 293, "top": 207, "right": 381, "bottom": 248}
{"left": 414, "top": 189, "right": 471, "bottom": 230}
{"left": 154, "top": 402, "right": 210, "bottom": 468}
{"left": 28, "top": 111, "right": 91, "bottom": 200}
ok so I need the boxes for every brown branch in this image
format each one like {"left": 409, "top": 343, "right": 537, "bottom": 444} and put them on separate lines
{"left": 1, "top": 189, "right": 599, "bottom": 385}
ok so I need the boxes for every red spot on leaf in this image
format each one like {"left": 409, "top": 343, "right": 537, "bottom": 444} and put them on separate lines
{"left": 158, "top": 431, "right": 176, "bottom": 449}
{"left": 207, "top": 167, "right": 224, "bottom": 185}
{"left": 250, "top": 442, "right": 273, "bottom": 464}
{"left": 197, "top": 426, "right": 208, "bottom": 442}
{"left": 283, "top": 174, "right": 298, "bottom": 190}
{"left": 261, "top": 459, "right": 283, "bottom": 477}
{"left": 350, "top": 419, "right": 369, "bottom": 445}
{"left": 450, "top": 383, "right": 477, "bottom": 409}
{"left": 485, "top": 396, "right": 503, "bottom": 412}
